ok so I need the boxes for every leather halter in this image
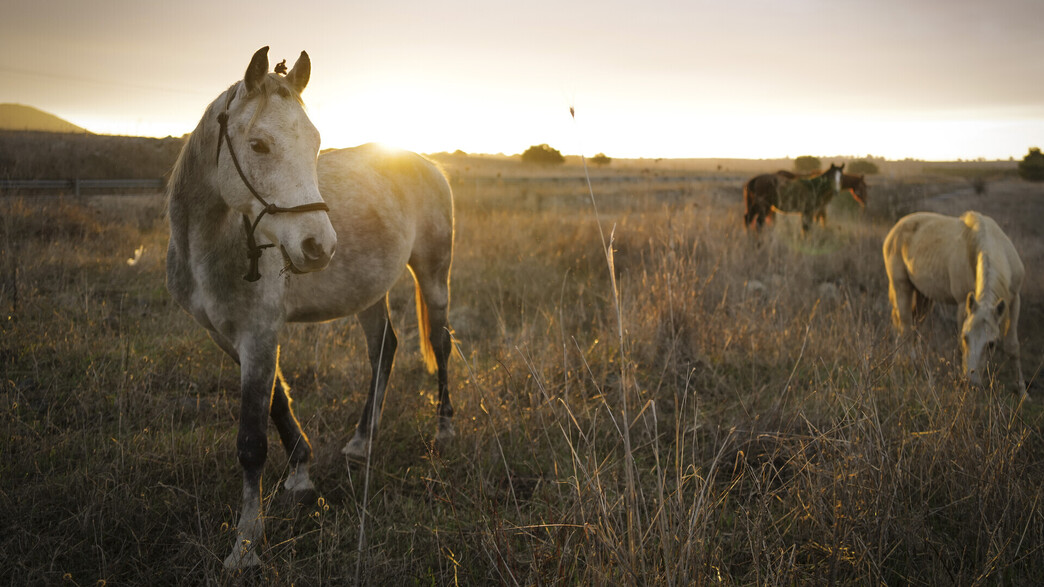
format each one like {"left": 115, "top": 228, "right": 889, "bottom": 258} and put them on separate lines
{"left": 215, "top": 87, "right": 329, "bottom": 282}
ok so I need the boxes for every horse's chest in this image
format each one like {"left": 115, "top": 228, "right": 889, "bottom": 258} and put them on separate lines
{"left": 178, "top": 254, "right": 285, "bottom": 337}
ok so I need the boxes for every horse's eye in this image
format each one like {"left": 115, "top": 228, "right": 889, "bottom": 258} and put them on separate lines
{"left": 250, "top": 139, "right": 270, "bottom": 154}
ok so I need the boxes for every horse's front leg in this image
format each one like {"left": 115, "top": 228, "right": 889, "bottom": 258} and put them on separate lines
{"left": 343, "top": 299, "right": 398, "bottom": 461}
{"left": 224, "top": 336, "right": 279, "bottom": 569}
{"left": 1005, "top": 293, "right": 1027, "bottom": 397}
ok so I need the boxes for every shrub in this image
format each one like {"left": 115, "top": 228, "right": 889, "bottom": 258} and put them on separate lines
{"left": 1017, "top": 147, "right": 1044, "bottom": 182}
{"left": 589, "top": 153, "right": 612, "bottom": 166}
{"left": 848, "top": 159, "right": 879, "bottom": 175}
{"left": 794, "top": 155, "right": 821, "bottom": 173}
{"left": 521, "top": 144, "right": 565, "bottom": 165}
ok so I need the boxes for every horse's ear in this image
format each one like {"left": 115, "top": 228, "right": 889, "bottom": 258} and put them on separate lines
{"left": 996, "top": 299, "right": 1006, "bottom": 317}
{"left": 286, "top": 51, "right": 310, "bottom": 94}
{"left": 245, "top": 46, "right": 270, "bottom": 93}
{"left": 966, "top": 292, "right": 977, "bottom": 314}
{"left": 839, "top": 163, "right": 845, "bottom": 171}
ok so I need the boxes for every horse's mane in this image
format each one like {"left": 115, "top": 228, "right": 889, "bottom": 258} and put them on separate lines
{"left": 165, "top": 93, "right": 221, "bottom": 210}
{"left": 961, "top": 211, "right": 998, "bottom": 301}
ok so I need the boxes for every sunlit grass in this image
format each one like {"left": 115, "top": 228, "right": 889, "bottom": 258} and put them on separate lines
{"left": 1, "top": 169, "right": 1042, "bottom": 584}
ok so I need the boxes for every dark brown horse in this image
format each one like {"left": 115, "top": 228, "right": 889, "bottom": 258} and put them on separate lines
{"left": 840, "top": 173, "right": 868, "bottom": 207}
{"left": 743, "top": 164, "right": 844, "bottom": 232}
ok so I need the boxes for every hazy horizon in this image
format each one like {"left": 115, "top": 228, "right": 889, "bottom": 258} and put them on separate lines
{"left": 3, "top": 0, "right": 1042, "bottom": 161}
{"left": 0, "top": 101, "right": 1031, "bottom": 164}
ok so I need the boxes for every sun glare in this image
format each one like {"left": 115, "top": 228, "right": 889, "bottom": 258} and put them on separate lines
{"left": 308, "top": 76, "right": 580, "bottom": 157}
{"left": 310, "top": 79, "right": 465, "bottom": 154}
{"left": 307, "top": 80, "right": 1040, "bottom": 161}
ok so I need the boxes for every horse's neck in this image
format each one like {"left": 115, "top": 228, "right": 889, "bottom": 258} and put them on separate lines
{"left": 167, "top": 119, "right": 246, "bottom": 294}
{"left": 973, "top": 247, "right": 1005, "bottom": 303}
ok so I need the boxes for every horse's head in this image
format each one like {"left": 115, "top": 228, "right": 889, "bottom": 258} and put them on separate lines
{"left": 216, "top": 47, "right": 336, "bottom": 276}
{"left": 961, "top": 293, "right": 1006, "bottom": 386}
{"left": 827, "top": 163, "right": 844, "bottom": 195}
{"left": 847, "top": 174, "right": 868, "bottom": 207}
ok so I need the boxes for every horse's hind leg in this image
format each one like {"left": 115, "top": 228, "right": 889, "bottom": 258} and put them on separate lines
{"left": 269, "top": 355, "right": 314, "bottom": 494}
{"left": 883, "top": 246, "right": 920, "bottom": 358}
{"left": 409, "top": 243, "right": 454, "bottom": 444}
{"left": 342, "top": 298, "right": 397, "bottom": 462}
{"left": 420, "top": 268, "right": 454, "bottom": 442}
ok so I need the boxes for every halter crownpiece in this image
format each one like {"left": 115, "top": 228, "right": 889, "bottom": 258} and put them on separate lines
{"left": 215, "top": 87, "right": 329, "bottom": 282}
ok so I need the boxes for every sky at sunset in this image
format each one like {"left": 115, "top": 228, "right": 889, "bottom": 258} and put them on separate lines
{"left": 3, "top": 0, "right": 1043, "bottom": 161}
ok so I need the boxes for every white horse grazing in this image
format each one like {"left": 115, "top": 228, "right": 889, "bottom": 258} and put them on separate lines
{"left": 883, "top": 211, "right": 1025, "bottom": 396}
{"left": 166, "top": 47, "right": 455, "bottom": 568}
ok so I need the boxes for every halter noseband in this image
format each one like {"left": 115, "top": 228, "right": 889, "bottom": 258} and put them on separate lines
{"left": 216, "top": 88, "right": 329, "bottom": 282}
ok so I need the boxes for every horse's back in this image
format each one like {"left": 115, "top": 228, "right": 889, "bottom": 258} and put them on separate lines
{"left": 885, "top": 211, "right": 1023, "bottom": 304}
{"left": 318, "top": 144, "right": 450, "bottom": 211}
{"left": 285, "top": 145, "right": 453, "bottom": 322}
{"left": 317, "top": 144, "right": 452, "bottom": 243}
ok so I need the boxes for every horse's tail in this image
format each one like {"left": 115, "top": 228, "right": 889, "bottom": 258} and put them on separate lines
{"left": 415, "top": 283, "right": 438, "bottom": 373}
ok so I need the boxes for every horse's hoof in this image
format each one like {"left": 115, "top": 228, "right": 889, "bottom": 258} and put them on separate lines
{"left": 223, "top": 547, "right": 261, "bottom": 569}
{"left": 435, "top": 421, "right": 456, "bottom": 445}
{"left": 276, "top": 486, "right": 318, "bottom": 508}
{"left": 283, "top": 472, "right": 315, "bottom": 493}
{"left": 341, "top": 438, "right": 369, "bottom": 463}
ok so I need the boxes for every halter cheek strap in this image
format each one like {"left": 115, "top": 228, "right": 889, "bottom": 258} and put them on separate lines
{"left": 216, "top": 88, "right": 330, "bottom": 282}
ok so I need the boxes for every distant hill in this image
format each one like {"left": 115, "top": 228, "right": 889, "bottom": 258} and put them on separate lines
{"left": 0, "top": 130, "right": 184, "bottom": 179}
{"left": 0, "top": 103, "right": 89, "bottom": 133}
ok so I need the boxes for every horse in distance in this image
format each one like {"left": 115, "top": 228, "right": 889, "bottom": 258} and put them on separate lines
{"left": 840, "top": 172, "right": 868, "bottom": 208}
{"left": 793, "top": 170, "right": 867, "bottom": 225}
{"left": 165, "top": 47, "right": 455, "bottom": 568}
{"left": 882, "top": 211, "right": 1026, "bottom": 396}
{"left": 743, "top": 163, "right": 844, "bottom": 232}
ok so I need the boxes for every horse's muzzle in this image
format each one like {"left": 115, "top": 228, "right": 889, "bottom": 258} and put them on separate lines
{"left": 281, "top": 237, "right": 335, "bottom": 274}
{"left": 967, "top": 370, "right": 983, "bottom": 387}
{"left": 301, "top": 236, "right": 332, "bottom": 266}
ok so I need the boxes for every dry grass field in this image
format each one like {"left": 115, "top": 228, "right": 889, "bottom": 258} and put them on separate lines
{"left": 1, "top": 156, "right": 1042, "bottom": 584}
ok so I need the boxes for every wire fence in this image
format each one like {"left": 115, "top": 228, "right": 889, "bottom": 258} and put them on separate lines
{"left": 0, "top": 178, "right": 165, "bottom": 196}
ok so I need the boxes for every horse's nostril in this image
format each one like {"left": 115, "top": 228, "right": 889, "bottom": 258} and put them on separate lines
{"left": 302, "top": 237, "right": 325, "bottom": 262}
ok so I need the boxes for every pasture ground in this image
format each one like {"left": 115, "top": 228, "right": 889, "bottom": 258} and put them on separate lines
{"left": 2, "top": 158, "right": 1043, "bottom": 585}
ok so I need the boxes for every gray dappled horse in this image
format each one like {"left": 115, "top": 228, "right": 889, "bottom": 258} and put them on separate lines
{"left": 166, "top": 47, "right": 455, "bottom": 568}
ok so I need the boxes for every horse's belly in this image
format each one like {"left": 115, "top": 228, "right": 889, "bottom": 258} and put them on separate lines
{"left": 908, "top": 273, "right": 959, "bottom": 305}
{"left": 284, "top": 252, "right": 409, "bottom": 322}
